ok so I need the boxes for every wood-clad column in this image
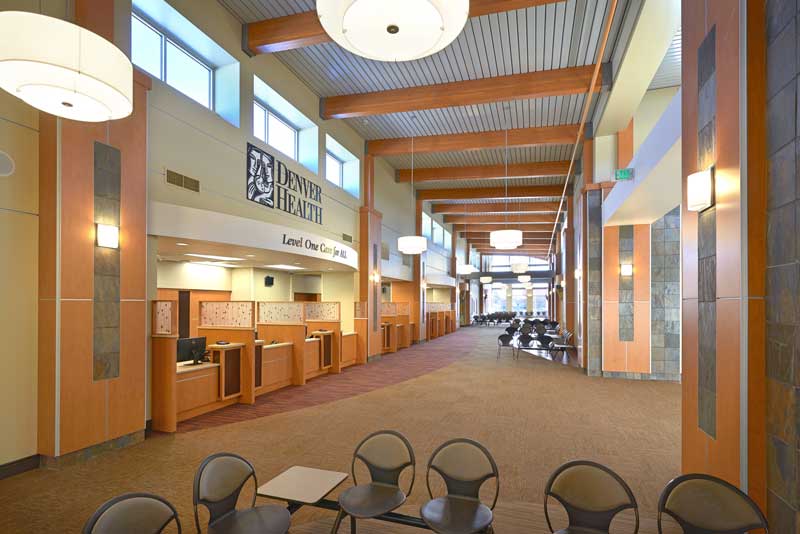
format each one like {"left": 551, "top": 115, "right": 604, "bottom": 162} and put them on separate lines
{"left": 359, "top": 154, "right": 382, "bottom": 359}
{"left": 38, "top": 0, "right": 150, "bottom": 460}
{"left": 563, "top": 200, "right": 576, "bottom": 332}
{"left": 450, "top": 228, "right": 458, "bottom": 329}
{"left": 412, "top": 199, "right": 425, "bottom": 342}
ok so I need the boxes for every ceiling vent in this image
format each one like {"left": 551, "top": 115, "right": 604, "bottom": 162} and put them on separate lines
{"left": 342, "top": 233, "right": 353, "bottom": 243}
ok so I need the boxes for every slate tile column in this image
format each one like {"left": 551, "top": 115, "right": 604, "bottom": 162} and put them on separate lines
{"left": 585, "top": 189, "right": 603, "bottom": 376}
{"left": 618, "top": 225, "right": 634, "bottom": 341}
{"left": 93, "top": 142, "right": 121, "bottom": 380}
{"left": 765, "top": 0, "right": 800, "bottom": 526}
{"left": 651, "top": 206, "right": 681, "bottom": 381}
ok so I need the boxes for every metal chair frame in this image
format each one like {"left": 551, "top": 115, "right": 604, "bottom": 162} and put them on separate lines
{"left": 83, "top": 492, "right": 182, "bottom": 534}
{"left": 192, "top": 452, "right": 259, "bottom": 533}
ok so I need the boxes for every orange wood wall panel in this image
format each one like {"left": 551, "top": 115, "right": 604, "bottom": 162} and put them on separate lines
{"left": 38, "top": 115, "right": 57, "bottom": 300}
{"left": 157, "top": 289, "right": 179, "bottom": 300}
{"left": 602, "top": 302, "right": 626, "bottom": 372}
{"left": 617, "top": 119, "right": 634, "bottom": 169}
{"left": 190, "top": 291, "right": 231, "bottom": 338}
{"left": 37, "top": 299, "right": 56, "bottom": 456}
{"left": 59, "top": 120, "right": 104, "bottom": 300}
{"left": 630, "top": 301, "right": 651, "bottom": 373}
{"left": 712, "top": 298, "right": 741, "bottom": 483}
{"left": 58, "top": 301, "right": 105, "bottom": 455}
{"left": 112, "top": 82, "right": 148, "bottom": 301}
{"left": 108, "top": 301, "right": 146, "bottom": 440}
{"left": 341, "top": 333, "right": 357, "bottom": 365}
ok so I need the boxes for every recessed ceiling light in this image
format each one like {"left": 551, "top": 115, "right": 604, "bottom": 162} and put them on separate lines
{"left": 176, "top": 242, "right": 189, "bottom": 246}
{"left": 185, "top": 253, "right": 244, "bottom": 261}
{"left": 245, "top": 254, "right": 255, "bottom": 258}
{"left": 190, "top": 261, "right": 239, "bottom": 268}
{"left": 265, "top": 264, "right": 306, "bottom": 271}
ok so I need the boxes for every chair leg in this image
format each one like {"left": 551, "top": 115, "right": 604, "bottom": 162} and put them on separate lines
{"left": 330, "top": 509, "right": 346, "bottom": 534}
{"left": 350, "top": 516, "right": 357, "bottom": 534}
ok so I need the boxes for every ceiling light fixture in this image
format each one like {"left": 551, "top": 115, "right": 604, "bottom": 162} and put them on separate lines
{"left": 518, "top": 275, "right": 531, "bottom": 283}
{"left": 479, "top": 276, "right": 493, "bottom": 284}
{"left": 511, "top": 262, "right": 528, "bottom": 274}
{"left": 176, "top": 242, "right": 189, "bottom": 247}
{"left": 317, "top": 0, "right": 468, "bottom": 62}
{"left": 0, "top": 11, "right": 133, "bottom": 122}
{"left": 185, "top": 253, "right": 243, "bottom": 261}
{"left": 490, "top": 127, "right": 521, "bottom": 250}
{"left": 264, "top": 264, "right": 306, "bottom": 271}
{"left": 398, "top": 133, "right": 428, "bottom": 255}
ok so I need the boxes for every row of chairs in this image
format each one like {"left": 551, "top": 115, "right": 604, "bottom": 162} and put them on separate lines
{"left": 83, "top": 430, "right": 770, "bottom": 534}
{"left": 498, "top": 331, "right": 574, "bottom": 359}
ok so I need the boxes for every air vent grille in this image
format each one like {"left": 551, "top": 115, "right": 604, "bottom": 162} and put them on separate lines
{"left": 166, "top": 169, "right": 201, "bottom": 192}
{"left": 342, "top": 233, "right": 353, "bottom": 243}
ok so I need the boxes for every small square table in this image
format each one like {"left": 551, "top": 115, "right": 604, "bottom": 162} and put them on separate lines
{"left": 257, "top": 466, "right": 348, "bottom": 507}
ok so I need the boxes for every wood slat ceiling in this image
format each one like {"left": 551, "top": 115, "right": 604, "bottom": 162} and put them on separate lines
{"left": 219, "top": 0, "right": 636, "bottom": 184}
{"left": 649, "top": 27, "right": 681, "bottom": 90}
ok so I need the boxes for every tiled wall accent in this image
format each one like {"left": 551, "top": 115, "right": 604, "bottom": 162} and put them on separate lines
{"left": 586, "top": 189, "right": 603, "bottom": 376}
{"left": 381, "top": 302, "right": 397, "bottom": 315}
{"left": 305, "top": 302, "right": 340, "bottom": 321}
{"left": 258, "top": 302, "right": 304, "bottom": 324}
{"left": 354, "top": 302, "right": 367, "bottom": 319}
{"left": 93, "top": 142, "right": 121, "bottom": 381}
{"left": 618, "top": 225, "right": 634, "bottom": 341}
{"left": 765, "top": 0, "right": 800, "bottom": 527}
{"left": 153, "top": 301, "right": 174, "bottom": 335}
{"left": 651, "top": 207, "right": 681, "bottom": 381}
{"left": 199, "top": 301, "right": 253, "bottom": 328}
{"left": 395, "top": 302, "right": 410, "bottom": 315}
{"left": 697, "top": 207, "right": 717, "bottom": 437}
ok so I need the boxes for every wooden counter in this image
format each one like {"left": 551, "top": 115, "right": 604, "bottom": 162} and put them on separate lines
{"left": 257, "top": 342, "right": 293, "bottom": 395}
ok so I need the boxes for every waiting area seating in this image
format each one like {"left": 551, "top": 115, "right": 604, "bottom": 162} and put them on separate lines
{"left": 486, "top": 317, "right": 575, "bottom": 360}
{"left": 82, "top": 435, "right": 769, "bottom": 534}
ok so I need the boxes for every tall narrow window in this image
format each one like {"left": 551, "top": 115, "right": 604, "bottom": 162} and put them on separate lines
{"left": 131, "top": 15, "right": 162, "bottom": 78}
{"left": 253, "top": 101, "right": 267, "bottom": 142}
{"left": 267, "top": 111, "right": 298, "bottom": 159}
{"left": 165, "top": 41, "right": 212, "bottom": 108}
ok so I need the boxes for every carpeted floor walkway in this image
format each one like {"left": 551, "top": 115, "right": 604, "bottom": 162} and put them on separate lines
{"left": 0, "top": 326, "right": 681, "bottom": 532}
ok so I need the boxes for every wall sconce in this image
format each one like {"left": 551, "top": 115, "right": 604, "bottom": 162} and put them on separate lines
{"left": 421, "top": 280, "right": 428, "bottom": 289}
{"left": 574, "top": 268, "right": 581, "bottom": 280}
{"left": 687, "top": 166, "right": 715, "bottom": 212}
{"left": 96, "top": 223, "right": 119, "bottom": 249}
{"left": 369, "top": 271, "right": 381, "bottom": 283}
{"left": 560, "top": 280, "right": 566, "bottom": 289}
{"left": 479, "top": 276, "right": 492, "bottom": 284}
{"left": 620, "top": 263, "right": 633, "bottom": 276}
{"left": 517, "top": 275, "right": 531, "bottom": 283}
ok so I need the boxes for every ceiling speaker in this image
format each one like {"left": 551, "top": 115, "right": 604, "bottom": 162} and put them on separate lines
{"left": 0, "top": 151, "right": 14, "bottom": 177}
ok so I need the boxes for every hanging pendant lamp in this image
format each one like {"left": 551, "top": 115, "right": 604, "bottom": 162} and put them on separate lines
{"left": 317, "top": 0, "right": 469, "bottom": 62}
{"left": 0, "top": 11, "right": 133, "bottom": 122}
{"left": 490, "top": 128, "right": 521, "bottom": 250}
{"left": 398, "top": 135, "right": 428, "bottom": 255}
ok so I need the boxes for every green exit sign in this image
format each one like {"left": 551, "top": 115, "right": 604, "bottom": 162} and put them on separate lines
{"left": 615, "top": 168, "right": 634, "bottom": 181}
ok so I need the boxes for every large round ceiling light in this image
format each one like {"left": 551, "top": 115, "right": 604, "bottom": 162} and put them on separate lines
{"left": 0, "top": 11, "right": 133, "bottom": 122}
{"left": 317, "top": 0, "right": 469, "bottom": 62}
{"left": 398, "top": 235, "right": 427, "bottom": 255}
{"left": 490, "top": 229, "right": 523, "bottom": 250}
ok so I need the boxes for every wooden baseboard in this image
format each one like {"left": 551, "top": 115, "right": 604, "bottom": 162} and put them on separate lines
{"left": 0, "top": 454, "right": 40, "bottom": 480}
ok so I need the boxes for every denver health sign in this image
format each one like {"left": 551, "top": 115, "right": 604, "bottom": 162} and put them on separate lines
{"left": 246, "top": 143, "right": 323, "bottom": 225}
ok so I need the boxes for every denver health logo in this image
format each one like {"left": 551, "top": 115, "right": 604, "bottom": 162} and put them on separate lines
{"left": 246, "top": 142, "right": 323, "bottom": 225}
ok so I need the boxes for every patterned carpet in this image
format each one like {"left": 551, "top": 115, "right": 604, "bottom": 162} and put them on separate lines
{"left": 0, "top": 326, "right": 681, "bottom": 533}
{"left": 179, "top": 331, "right": 476, "bottom": 432}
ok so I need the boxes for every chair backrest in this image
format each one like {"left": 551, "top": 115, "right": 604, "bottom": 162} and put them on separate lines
{"left": 193, "top": 453, "right": 257, "bottom": 529}
{"left": 352, "top": 430, "right": 416, "bottom": 493}
{"left": 426, "top": 438, "right": 499, "bottom": 509}
{"left": 658, "top": 474, "right": 768, "bottom": 534}
{"left": 84, "top": 493, "right": 181, "bottom": 534}
{"left": 498, "top": 334, "right": 514, "bottom": 347}
{"left": 544, "top": 460, "right": 639, "bottom": 534}
{"left": 535, "top": 323, "right": 547, "bottom": 335}
{"left": 517, "top": 333, "right": 534, "bottom": 348}
{"left": 505, "top": 326, "right": 517, "bottom": 335}
{"left": 537, "top": 334, "right": 553, "bottom": 347}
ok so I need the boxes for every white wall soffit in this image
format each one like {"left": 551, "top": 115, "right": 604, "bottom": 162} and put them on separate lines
{"left": 603, "top": 88, "right": 682, "bottom": 226}
{"left": 149, "top": 201, "right": 359, "bottom": 269}
{"left": 595, "top": 0, "right": 680, "bottom": 136}
{"left": 381, "top": 259, "right": 413, "bottom": 282}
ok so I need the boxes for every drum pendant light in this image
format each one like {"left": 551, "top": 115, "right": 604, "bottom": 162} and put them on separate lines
{"left": 317, "top": 0, "right": 469, "bottom": 62}
{"left": 0, "top": 11, "right": 133, "bottom": 122}
{"left": 398, "top": 135, "right": 428, "bottom": 255}
{"left": 490, "top": 129, "right": 522, "bottom": 250}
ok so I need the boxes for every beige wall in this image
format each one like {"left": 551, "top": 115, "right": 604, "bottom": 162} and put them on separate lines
{"left": 0, "top": 91, "right": 39, "bottom": 464}
{"left": 252, "top": 269, "right": 292, "bottom": 301}
{"left": 322, "top": 272, "right": 358, "bottom": 332}
{"left": 375, "top": 157, "right": 413, "bottom": 281}
{"left": 293, "top": 274, "right": 322, "bottom": 294}
{"left": 427, "top": 288, "right": 452, "bottom": 304}
{"left": 633, "top": 87, "right": 680, "bottom": 153}
{"left": 157, "top": 261, "right": 232, "bottom": 291}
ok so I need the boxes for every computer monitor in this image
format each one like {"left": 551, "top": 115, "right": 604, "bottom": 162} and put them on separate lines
{"left": 177, "top": 337, "right": 207, "bottom": 364}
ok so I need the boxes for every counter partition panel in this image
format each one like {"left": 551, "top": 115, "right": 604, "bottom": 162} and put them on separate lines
{"left": 256, "top": 302, "right": 307, "bottom": 386}
{"left": 152, "top": 300, "right": 177, "bottom": 336}
{"left": 199, "top": 301, "right": 255, "bottom": 329}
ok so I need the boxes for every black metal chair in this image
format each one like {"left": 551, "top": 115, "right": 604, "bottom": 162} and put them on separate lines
{"left": 516, "top": 333, "right": 535, "bottom": 358}
{"left": 497, "top": 334, "right": 514, "bottom": 358}
{"left": 544, "top": 460, "right": 639, "bottom": 534}
{"left": 658, "top": 473, "right": 768, "bottom": 534}
{"left": 331, "top": 430, "right": 416, "bottom": 533}
{"left": 420, "top": 438, "right": 499, "bottom": 534}
{"left": 193, "top": 452, "right": 290, "bottom": 534}
{"left": 504, "top": 326, "right": 517, "bottom": 336}
{"left": 83, "top": 493, "right": 181, "bottom": 534}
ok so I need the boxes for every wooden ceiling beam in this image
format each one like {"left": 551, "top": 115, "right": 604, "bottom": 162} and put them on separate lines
{"left": 397, "top": 161, "right": 570, "bottom": 183}
{"left": 322, "top": 66, "right": 597, "bottom": 119}
{"left": 432, "top": 202, "right": 561, "bottom": 214}
{"left": 367, "top": 125, "right": 579, "bottom": 156}
{"left": 444, "top": 214, "right": 557, "bottom": 224}
{"left": 461, "top": 231, "right": 552, "bottom": 237}
{"left": 417, "top": 184, "right": 567, "bottom": 201}
{"left": 244, "top": 1, "right": 565, "bottom": 55}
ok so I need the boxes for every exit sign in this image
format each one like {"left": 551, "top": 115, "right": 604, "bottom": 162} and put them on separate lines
{"left": 615, "top": 168, "right": 634, "bottom": 181}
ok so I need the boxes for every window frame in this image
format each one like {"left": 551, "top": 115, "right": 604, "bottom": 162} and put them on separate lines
{"left": 325, "top": 150, "right": 344, "bottom": 187}
{"left": 253, "top": 99, "right": 300, "bottom": 161}
{"left": 131, "top": 12, "right": 214, "bottom": 110}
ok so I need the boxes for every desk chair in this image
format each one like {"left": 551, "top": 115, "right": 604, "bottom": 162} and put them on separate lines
{"left": 193, "top": 452, "right": 290, "bottom": 534}
{"left": 331, "top": 430, "right": 416, "bottom": 533}
{"left": 657, "top": 474, "right": 768, "bottom": 534}
{"left": 544, "top": 460, "right": 639, "bottom": 534}
{"left": 497, "top": 334, "right": 514, "bottom": 358}
{"left": 83, "top": 493, "right": 181, "bottom": 534}
{"left": 420, "top": 438, "right": 499, "bottom": 534}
